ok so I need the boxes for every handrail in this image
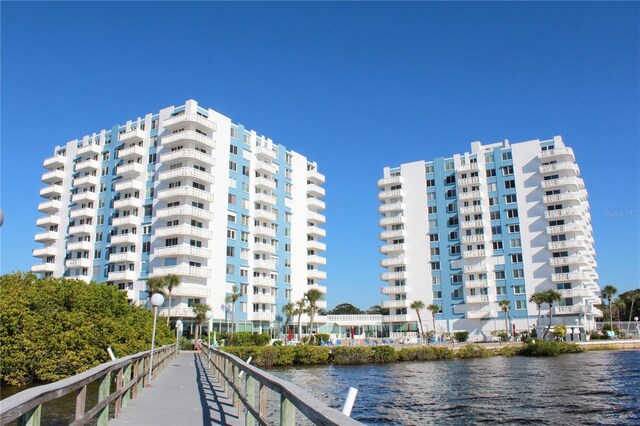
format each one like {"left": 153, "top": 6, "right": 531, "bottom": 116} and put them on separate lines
{"left": 201, "top": 345, "right": 363, "bottom": 426}
{"left": 1, "top": 344, "right": 178, "bottom": 426}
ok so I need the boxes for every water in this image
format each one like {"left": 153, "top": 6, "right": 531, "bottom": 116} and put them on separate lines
{"left": 270, "top": 351, "right": 640, "bottom": 425}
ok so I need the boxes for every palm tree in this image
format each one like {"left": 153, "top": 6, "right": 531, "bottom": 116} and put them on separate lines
{"left": 305, "top": 289, "right": 324, "bottom": 344}
{"left": 542, "top": 290, "right": 562, "bottom": 340}
{"left": 146, "top": 276, "right": 166, "bottom": 299}
{"left": 192, "top": 303, "right": 211, "bottom": 350}
{"left": 529, "top": 292, "right": 546, "bottom": 328}
{"left": 224, "top": 285, "right": 241, "bottom": 334}
{"left": 427, "top": 304, "right": 441, "bottom": 341}
{"left": 295, "top": 298, "right": 307, "bottom": 342}
{"left": 612, "top": 299, "right": 626, "bottom": 330}
{"left": 625, "top": 292, "right": 639, "bottom": 335}
{"left": 600, "top": 285, "right": 618, "bottom": 330}
{"left": 410, "top": 300, "right": 425, "bottom": 340}
{"left": 282, "top": 302, "right": 295, "bottom": 340}
{"left": 165, "top": 274, "right": 179, "bottom": 326}
{"left": 498, "top": 300, "right": 510, "bottom": 337}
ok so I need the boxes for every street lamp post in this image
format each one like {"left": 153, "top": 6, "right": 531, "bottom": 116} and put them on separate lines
{"left": 175, "top": 319, "right": 183, "bottom": 347}
{"left": 148, "top": 293, "right": 165, "bottom": 386}
{"left": 205, "top": 310, "right": 214, "bottom": 347}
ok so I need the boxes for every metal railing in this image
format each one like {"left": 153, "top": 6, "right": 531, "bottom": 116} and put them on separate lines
{"left": 201, "top": 345, "right": 362, "bottom": 426}
{"left": 0, "top": 344, "right": 177, "bottom": 426}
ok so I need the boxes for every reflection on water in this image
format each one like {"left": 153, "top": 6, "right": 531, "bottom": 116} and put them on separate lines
{"left": 270, "top": 351, "right": 640, "bottom": 425}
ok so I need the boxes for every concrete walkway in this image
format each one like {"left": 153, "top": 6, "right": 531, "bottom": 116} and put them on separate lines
{"left": 110, "top": 351, "right": 241, "bottom": 426}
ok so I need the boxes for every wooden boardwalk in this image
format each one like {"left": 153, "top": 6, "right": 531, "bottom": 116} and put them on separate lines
{"left": 109, "top": 351, "right": 241, "bottom": 426}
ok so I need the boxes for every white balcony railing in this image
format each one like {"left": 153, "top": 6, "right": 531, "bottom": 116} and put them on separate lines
{"left": 252, "top": 294, "right": 276, "bottom": 305}
{"left": 307, "top": 270, "right": 327, "bottom": 280}
{"left": 40, "top": 185, "right": 63, "bottom": 198}
{"left": 163, "top": 114, "right": 217, "bottom": 132}
{"left": 155, "top": 225, "right": 213, "bottom": 239}
{"left": 546, "top": 224, "right": 585, "bottom": 235}
{"left": 307, "top": 197, "right": 326, "bottom": 211}
{"left": 35, "top": 231, "right": 58, "bottom": 242}
{"left": 539, "top": 162, "right": 580, "bottom": 175}
{"left": 154, "top": 245, "right": 212, "bottom": 258}
{"left": 253, "top": 192, "right": 277, "bottom": 205}
{"left": 458, "top": 191, "right": 482, "bottom": 200}
{"left": 109, "top": 234, "right": 137, "bottom": 246}
{"left": 379, "top": 216, "right": 405, "bottom": 226}
{"left": 377, "top": 175, "right": 403, "bottom": 188}
{"left": 75, "top": 159, "right": 100, "bottom": 172}
{"left": 73, "top": 175, "right": 98, "bottom": 188}
{"left": 36, "top": 215, "right": 60, "bottom": 227}
{"left": 114, "top": 179, "right": 143, "bottom": 193}
{"left": 307, "top": 169, "right": 325, "bottom": 184}
{"left": 150, "top": 265, "right": 211, "bottom": 279}
{"left": 113, "top": 198, "right": 140, "bottom": 210}
{"left": 157, "top": 186, "right": 214, "bottom": 202}
{"left": 381, "top": 271, "right": 407, "bottom": 281}
{"left": 253, "top": 209, "right": 277, "bottom": 222}
{"left": 538, "top": 147, "right": 574, "bottom": 160}
{"left": 254, "top": 177, "right": 277, "bottom": 191}
{"left": 465, "top": 295, "right": 492, "bottom": 304}
{"left": 119, "top": 129, "right": 146, "bottom": 143}
{"left": 457, "top": 177, "right": 480, "bottom": 187}
{"left": 307, "top": 226, "right": 326, "bottom": 238}
{"left": 107, "top": 270, "right": 137, "bottom": 282}
{"left": 68, "top": 224, "right": 94, "bottom": 235}
{"left": 380, "top": 257, "right": 406, "bottom": 267}
{"left": 255, "top": 161, "right": 278, "bottom": 176}
{"left": 65, "top": 258, "right": 92, "bottom": 268}
{"left": 464, "top": 279, "right": 489, "bottom": 289}
{"left": 380, "top": 243, "right": 405, "bottom": 254}
{"left": 42, "top": 169, "right": 65, "bottom": 183}
{"left": 307, "top": 255, "right": 327, "bottom": 265}
{"left": 378, "top": 189, "right": 403, "bottom": 200}
{"left": 156, "top": 205, "right": 214, "bottom": 221}
{"left": 379, "top": 202, "right": 404, "bottom": 214}
{"left": 307, "top": 184, "right": 325, "bottom": 198}
{"left": 381, "top": 285, "right": 409, "bottom": 295}
{"left": 43, "top": 154, "right": 66, "bottom": 169}
{"left": 118, "top": 144, "right": 146, "bottom": 159}
{"left": 253, "top": 260, "right": 276, "bottom": 270}
{"left": 116, "top": 162, "right": 144, "bottom": 177}
{"left": 112, "top": 215, "right": 141, "bottom": 227}
{"left": 33, "top": 246, "right": 57, "bottom": 257}
{"left": 77, "top": 143, "right": 101, "bottom": 156}
{"left": 159, "top": 148, "right": 215, "bottom": 165}
{"left": 253, "top": 226, "right": 276, "bottom": 238}
{"left": 109, "top": 252, "right": 137, "bottom": 263}
{"left": 67, "top": 241, "right": 93, "bottom": 251}
{"left": 252, "top": 243, "right": 276, "bottom": 254}
{"left": 380, "top": 229, "right": 405, "bottom": 240}
{"left": 254, "top": 145, "right": 277, "bottom": 160}
{"left": 461, "top": 234, "right": 487, "bottom": 244}
{"left": 382, "top": 315, "right": 410, "bottom": 323}
{"left": 382, "top": 300, "right": 409, "bottom": 309}
{"left": 541, "top": 177, "right": 584, "bottom": 190}
{"left": 71, "top": 191, "right": 97, "bottom": 203}
{"left": 307, "top": 240, "right": 326, "bottom": 252}
{"left": 462, "top": 249, "right": 486, "bottom": 259}
{"left": 38, "top": 199, "right": 61, "bottom": 214}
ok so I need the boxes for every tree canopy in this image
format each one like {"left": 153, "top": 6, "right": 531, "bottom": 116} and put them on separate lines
{"left": 0, "top": 273, "right": 174, "bottom": 386}
{"left": 327, "top": 303, "right": 364, "bottom": 315}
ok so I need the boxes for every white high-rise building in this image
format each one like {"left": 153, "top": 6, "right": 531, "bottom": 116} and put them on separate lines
{"left": 378, "top": 136, "right": 601, "bottom": 339}
{"left": 32, "top": 100, "right": 327, "bottom": 332}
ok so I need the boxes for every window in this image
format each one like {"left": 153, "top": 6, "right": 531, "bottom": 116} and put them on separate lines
{"left": 432, "top": 276, "right": 440, "bottom": 284}
{"left": 450, "top": 245, "right": 461, "bottom": 255}
{"left": 445, "top": 174, "right": 456, "bottom": 185}
{"left": 230, "top": 128, "right": 238, "bottom": 138}
{"left": 429, "top": 234, "right": 439, "bottom": 242}
{"left": 429, "top": 219, "right": 438, "bottom": 227}
{"left": 486, "top": 168, "right": 496, "bottom": 177}
{"left": 242, "top": 166, "right": 250, "bottom": 176}
{"left": 507, "top": 209, "right": 519, "bottom": 218}
{"left": 230, "top": 145, "right": 238, "bottom": 155}
{"left": 495, "top": 270, "right": 506, "bottom": 280}
{"left": 490, "top": 211, "right": 500, "bottom": 220}
{"left": 508, "top": 224, "right": 520, "bottom": 233}
{"left": 428, "top": 206, "right": 437, "bottom": 214}
{"left": 228, "top": 194, "right": 236, "bottom": 204}
{"left": 227, "top": 229, "right": 236, "bottom": 239}
{"left": 515, "top": 300, "right": 526, "bottom": 310}
{"left": 226, "top": 246, "right": 235, "bottom": 257}
{"left": 510, "top": 238, "right": 521, "bottom": 248}
{"left": 228, "top": 213, "right": 236, "bottom": 223}
{"left": 433, "top": 291, "right": 442, "bottom": 299}
{"left": 496, "top": 286, "right": 506, "bottom": 295}
{"left": 502, "top": 165, "right": 514, "bottom": 176}
{"left": 492, "top": 241, "right": 503, "bottom": 250}
{"left": 504, "top": 180, "right": 516, "bottom": 189}
{"left": 427, "top": 192, "right": 436, "bottom": 200}
{"left": 502, "top": 151, "right": 512, "bottom": 160}
{"left": 226, "top": 264, "right": 234, "bottom": 274}
{"left": 511, "top": 254, "right": 523, "bottom": 263}
{"left": 430, "top": 247, "right": 440, "bottom": 256}
{"left": 425, "top": 165, "right": 434, "bottom": 173}
{"left": 491, "top": 226, "right": 502, "bottom": 235}
{"left": 426, "top": 179, "right": 435, "bottom": 188}
{"left": 513, "top": 269, "right": 524, "bottom": 279}
{"left": 430, "top": 261, "right": 440, "bottom": 271}
{"left": 229, "top": 161, "right": 237, "bottom": 171}
{"left": 513, "top": 285, "right": 525, "bottom": 294}
{"left": 506, "top": 194, "right": 517, "bottom": 204}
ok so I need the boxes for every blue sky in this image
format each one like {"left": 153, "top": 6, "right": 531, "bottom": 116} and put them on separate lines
{"left": 1, "top": 2, "right": 638, "bottom": 309}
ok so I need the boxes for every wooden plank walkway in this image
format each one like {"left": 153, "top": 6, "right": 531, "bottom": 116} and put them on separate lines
{"left": 109, "top": 351, "right": 241, "bottom": 426}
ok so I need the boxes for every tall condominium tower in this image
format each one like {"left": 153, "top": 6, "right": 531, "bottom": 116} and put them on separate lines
{"left": 32, "top": 100, "right": 327, "bottom": 332}
{"left": 378, "top": 136, "right": 601, "bottom": 338}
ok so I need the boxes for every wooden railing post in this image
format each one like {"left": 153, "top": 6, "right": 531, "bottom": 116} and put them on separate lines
{"left": 75, "top": 385, "right": 87, "bottom": 422}
{"left": 259, "top": 383, "right": 267, "bottom": 420}
{"left": 245, "top": 375, "right": 256, "bottom": 426}
{"left": 114, "top": 367, "right": 124, "bottom": 419}
{"left": 122, "top": 362, "right": 133, "bottom": 408}
{"left": 17, "top": 404, "right": 41, "bottom": 426}
{"left": 280, "top": 395, "right": 295, "bottom": 426}
{"left": 232, "top": 365, "right": 239, "bottom": 408}
{"left": 96, "top": 371, "right": 111, "bottom": 426}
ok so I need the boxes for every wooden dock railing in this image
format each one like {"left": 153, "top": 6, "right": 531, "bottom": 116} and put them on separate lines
{"left": 0, "top": 344, "right": 177, "bottom": 426}
{"left": 201, "top": 345, "right": 363, "bottom": 426}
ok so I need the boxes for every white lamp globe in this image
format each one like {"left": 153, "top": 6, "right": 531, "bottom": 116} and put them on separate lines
{"left": 150, "top": 293, "right": 165, "bottom": 307}
{"left": 205, "top": 311, "right": 214, "bottom": 320}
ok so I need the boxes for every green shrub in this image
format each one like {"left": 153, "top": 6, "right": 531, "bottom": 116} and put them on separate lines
{"left": 370, "top": 345, "right": 397, "bottom": 363}
{"left": 272, "top": 340, "right": 283, "bottom": 346}
{"left": 553, "top": 325, "right": 567, "bottom": 340}
{"left": 396, "top": 346, "right": 454, "bottom": 361}
{"left": 453, "top": 331, "right": 469, "bottom": 342}
{"left": 498, "top": 345, "right": 522, "bottom": 357}
{"left": 252, "top": 333, "right": 271, "bottom": 346}
{"left": 292, "top": 345, "right": 330, "bottom": 365}
{"left": 520, "top": 341, "right": 584, "bottom": 357}
{"left": 301, "top": 333, "right": 331, "bottom": 345}
{"left": 229, "top": 332, "right": 255, "bottom": 346}
{"left": 180, "top": 336, "right": 194, "bottom": 350}
{"left": 330, "top": 347, "right": 372, "bottom": 364}
{"left": 492, "top": 331, "right": 509, "bottom": 342}
{"left": 457, "top": 344, "right": 491, "bottom": 359}
{"left": 255, "top": 346, "right": 296, "bottom": 367}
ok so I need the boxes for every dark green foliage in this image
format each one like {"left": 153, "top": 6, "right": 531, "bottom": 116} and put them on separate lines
{"left": 0, "top": 273, "right": 175, "bottom": 386}
{"left": 180, "top": 337, "right": 194, "bottom": 350}
{"left": 329, "top": 347, "right": 372, "bottom": 364}
{"left": 327, "top": 303, "right": 364, "bottom": 315}
{"left": 498, "top": 345, "right": 523, "bottom": 357}
{"left": 220, "top": 346, "right": 297, "bottom": 367}
{"left": 453, "top": 331, "right": 469, "bottom": 342}
{"left": 396, "top": 346, "right": 455, "bottom": 361}
{"left": 520, "top": 341, "right": 584, "bottom": 357}
{"left": 302, "top": 333, "right": 330, "bottom": 345}
{"left": 457, "top": 344, "right": 492, "bottom": 358}
{"left": 589, "top": 332, "right": 604, "bottom": 340}
{"left": 228, "top": 332, "right": 271, "bottom": 346}
{"left": 272, "top": 340, "right": 284, "bottom": 346}
{"left": 370, "top": 345, "right": 397, "bottom": 363}
{"left": 293, "top": 345, "right": 330, "bottom": 365}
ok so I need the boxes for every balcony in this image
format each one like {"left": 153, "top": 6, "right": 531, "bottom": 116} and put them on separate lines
{"left": 307, "top": 169, "right": 325, "bottom": 184}
{"left": 32, "top": 263, "right": 56, "bottom": 273}
{"left": 381, "top": 285, "right": 408, "bottom": 295}
{"left": 112, "top": 215, "right": 141, "bottom": 227}
{"left": 73, "top": 175, "right": 98, "bottom": 188}
{"left": 150, "top": 265, "right": 211, "bottom": 279}
{"left": 254, "top": 177, "right": 277, "bottom": 191}
{"left": 154, "top": 245, "right": 212, "bottom": 258}
{"left": 253, "top": 209, "right": 277, "bottom": 222}
{"left": 546, "top": 224, "right": 585, "bottom": 235}
{"left": 544, "top": 208, "right": 584, "bottom": 220}
{"left": 461, "top": 234, "right": 487, "bottom": 244}
{"left": 464, "top": 262, "right": 488, "bottom": 273}
{"left": 539, "top": 162, "right": 580, "bottom": 175}
{"left": 255, "top": 161, "right": 278, "bottom": 175}
{"left": 460, "top": 219, "right": 484, "bottom": 229}
{"left": 550, "top": 255, "right": 588, "bottom": 266}
{"left": 252, "top": 293, "right": 276, "bottom": 305}
{"left": 307, "top": 240, "right": 326, "bottom": 251}
{"left": 379, "top": 202, "right": 404, "bottom": 214}
{"left": 113, "top": 198, "right": 139, "bottom": 210}
{"left": 155, "top": 225, "right": 213, "bottom": 239}
{"left": 307, "top": 197, "right": 326, "bottom": 211}
{"left": 541, "top": 177, "right": 584, "bottom": 190}
{"left": 380, "top": 244, "right": 406, "bottom": 254}
{"left": 378, "top": 189, "right": 402, "bottom": 201}
{"left": 464, "top": 279, "right": 489, "bottom": 289}
{"left": 71, "top": 191, "right": 97, "bottom": 204}
{"left": 159, "top": 167, "right": 216, "bottom": 185}
{"left": 307, "top": 184, "right": 325, "bottom": 198}
{"left": 171, "top": 285, "right": 211, "bottom": 298}
{"left": 119, "top": 129, "right": 146, "bottom": 143}
{"left": 307, "top": 211, "right": 326, "bottom": 224}
{"left": 157, "top": 186, "right": 214, "bottom": 203}
{"left": 75, "top": 159, "right": 100, "bottom": 173}
{"left": 538, "top": 147, "right": 575, "bottom": 161}
{"left": 466, "top": 310, "right": 498, "bottom": 319}
{"left": 381, "top": 271, "right": 407, "bottom": 281}
{"left": 35, "top": 231, "right": 58, "bottom": 242}
{"left": 116, "top": 162, "right": 144, "bottom": 177}
{"left": 382, "top": 300, "right": 409, "bottom": 309}
{"left": 68, "top": 224, "right": 93, "bottom": 235}
{"left": 460, "top": 205, "right": 483, "bottom": 215}
{"left": 307, "top": 226, "right": 326, "bottom": 238}
{"left": 158, "top": 307, "right": 195, "bottom": 318}
{"left": 109, "top": 252, "right": 137, "bottom": 263}
{"left": 66, "top": 258, "right": 92, "bottom": 269}
{"left": 161, "top": 130, "right": 216, "bottom": 150}
{"left": 559, "top": 288, "right": 593, "bottom": 298}
{"left": 163, "top": 113, "right": 217, "bottom": 132}
{"left": 456, "top": 162, "right": 479, "bottom": 173}
{"left": 458, "top": 191, "right": 482, "bottom": 200}
{"left": 465, "top": 295, "right": 492, "bottom": 304}
{"left": 36, "top": 215, "right": 60, "bottom": 227}
{"left": 548, "top": 239, "right": 587, "bottom": 251}
{"left": 457, "top": 177, "right": 480, "bottom": 187}
{"left": 39, "top": 185, "right": 63, "bottom": 198}
{"left": 118, "top": 145, "right": 146, "bottom": 160}
{"left": 42, "top": 169, "right": 65, "bottom": 183}
{"left": 554, "top": 304, "right": 602, "bottom": 316}
{"left": 33, "top": 246, "right": 56, "bottom": 258}
{"left": 160, "top": 148, "right": 215, "bottom": 165}
{"left": 77, "top": 143, "right": 101, "bottom": 156}
{"left": 107, "top": 270, "right": 137, "bottom": 282}
{"left": 377, "top": 175, "right": 403, "bottom": 188}
{"left": 462, "top": 249, "right": 486, "bottom": 259}
{"left": 38, "top": 199, "right": 61, "bottom": 214}
{"left": 254, "top": 192, "right": 277, "bottom": 205}
{"left": 379, "top": 216, "right": 405, "bottom": 227}
{"left": 380, "top": 256, "right": 406, "bottom": 267}
{"left": 380, "top": 229, "right": 405, "bottom": 240}
{"left": 114, "top": 179, "right": 144, "bottom": 193}
{"left": 253, "top": 226, "right": 276, "bottom": 238}
{"left": 551, "top": 272, "right": 592, "bottom": 282}
{"left": 253, "top": 277, "right": 276, "bottom": 287}
{"left": 308, "top": 283, "right": 328, "bottom": 294}
{"left": 157, "top": 205, "right": 214, "bottom": 221}
{"left": 44, "top": 154, "right": 66, "bottom": 169}
{"left": 253, "top": 259, "right": 276, "bottom": 270}
{"left": 252, "top": 242, "right": 276, "bottom": 254}
{"left": 248, "top": 312, "right": 276, "bottom": 322}
{"left": 254, "top": 145, "right": 277, "bottom": 161}
{"left": 543, "top": 191, "right": 584, "bottom": 204}
{"left": 382, "top": 315, "right": 410, "bottom": 323}
{"left": 109, "top": 233, "right": 138, "bottom": 245}
{"left": 67, "top": 241, "right": 93, "bottom": 251}
{"left": 307, "top": 255, "right": 326, "bottom": 265}
{"left": 307, "top": 270, "right": 327, "bottom": 280}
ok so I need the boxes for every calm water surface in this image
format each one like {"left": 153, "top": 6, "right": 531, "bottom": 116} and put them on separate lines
{"left": 270, "top": 350, "right": 640, "bottom": 425}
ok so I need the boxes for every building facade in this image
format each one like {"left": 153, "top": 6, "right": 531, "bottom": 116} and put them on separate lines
{"left": 378, "top": 136, "right": 601, "bottom": 339}
{"left": 32, "top": 100, "right": 327, "bottom": 332}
